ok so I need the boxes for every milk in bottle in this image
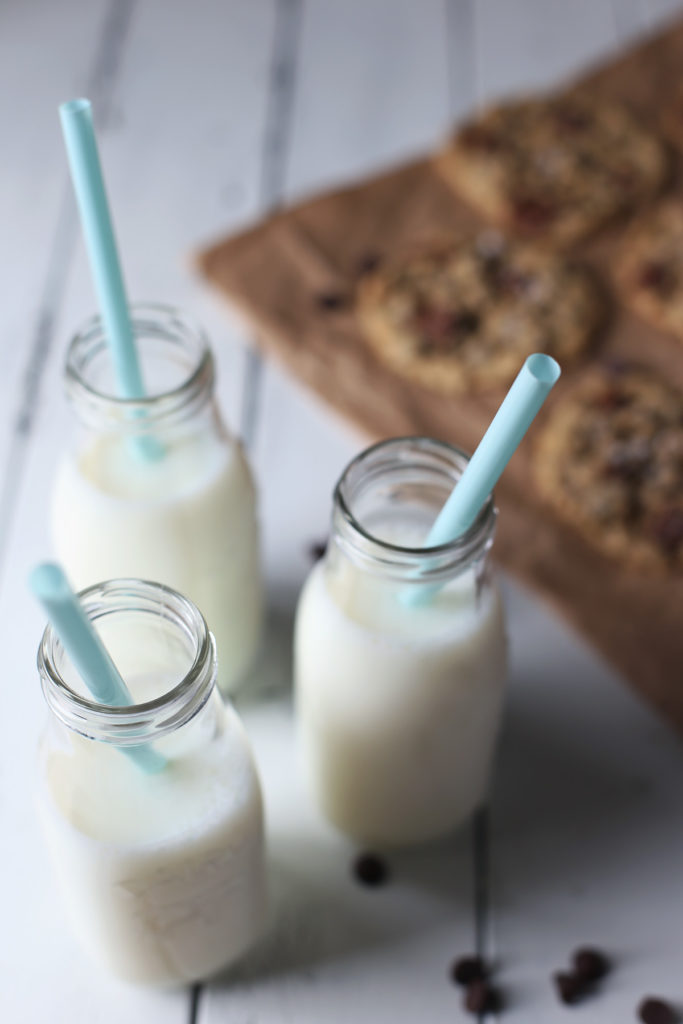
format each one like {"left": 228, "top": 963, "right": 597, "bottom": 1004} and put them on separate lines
{"left": 295, "top": 438, "right": 508, "bottom": 847}
{"left": 51, "top": 305, "right": 262, "bottom": 695}
{"left": 35, "top": 579, "right": 268, "bottom": 984}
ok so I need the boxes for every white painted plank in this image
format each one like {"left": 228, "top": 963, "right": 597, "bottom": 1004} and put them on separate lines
{"left": 0, "top": 1, "right": 276, "bottom": 1020}
{"left": 286, "top": 0, "right": 451, "bottom": 196}
{"left": 646, "top": 0, "right": 683, "bottom": 25}
{"left": 202, "top": 1, "right": 478, "bottom": 1021}
{"left": 474, "top": 0, "right": 618, "bottom": 102}
{"left": 206, "top": 693, "right": 476, "bottom": 1023}
{"left": 611, "top": 0, "right": 652, "bottom": 42}
{"left": 491, "top": 579, "right": 683, "bottom": 1022}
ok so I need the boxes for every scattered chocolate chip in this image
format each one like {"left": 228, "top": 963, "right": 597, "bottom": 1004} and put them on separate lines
{"left": 511, "top": 196, "right": 557, "bottom": 227}
{"left": 451, "top": 955, "right": 486, "bottom": 987}
{"left": 573, "top": 947, "right": 611, "bottom": 983}
{"left": 650, "top": 506, "right": 683, "bottom": 553}
{"left": 554, "top": 971, "right": 585, "bottom": 1005}
{"left": 316, "top": 292, "right": 347, "bottom": 311}
{"left": 357, "top": 252, "right": 381, "bottom": 276}
{"left": 353, "top": 852, "right": 389, "bottom": 888}
{"left": 464, "top": 979, "right": 500, "bottom": 1015}
{"left": 306, "top": 539, "right": 327, "bottom": 562}
{"left": 638, "top": 997, "right": 678, "bottom": 1024}
{"left": 637, "top": 261, "right": 672, "bottom": 294}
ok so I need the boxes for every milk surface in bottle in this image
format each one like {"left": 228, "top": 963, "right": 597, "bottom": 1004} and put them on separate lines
{"left": 295, "top": 437, "right": 508, "bottom": 847}
{"left": 51, "top": 304, "right": 262, "bottom": 695}
{"left": 36, "top": 579, "right": 268, "bottom": 985}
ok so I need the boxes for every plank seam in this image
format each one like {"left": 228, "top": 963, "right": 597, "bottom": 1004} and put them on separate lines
{"left": 445, "top": 0, "right": 493, "bottom": 1011}
{"left": 445, "top": 0, "right": 476, "bottom": 120}
{"left": 239, "top": 0, "right": 304, "bottom": 451}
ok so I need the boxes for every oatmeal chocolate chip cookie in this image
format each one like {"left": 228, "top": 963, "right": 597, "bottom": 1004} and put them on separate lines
{"left": 615, "top": 199, "right": 683, "bottom": 340}
{"left": 434, "top": 93, "right": 668, "bottom": 246}
{"left": 534, "top": 365, "right": 683, "bottom": 571}
{"left": 355, "top": 232, "right": 604, "bottom": 394}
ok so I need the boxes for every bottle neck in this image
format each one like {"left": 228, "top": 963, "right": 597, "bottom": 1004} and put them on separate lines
{"left": 330, "top": 436, "right": 497, "bottom": 585}
{"left": 37, "top": 579, "right": 217, "bottom": 746}
{"left": 64, "top": 303, "right": 216, "bottom": 436}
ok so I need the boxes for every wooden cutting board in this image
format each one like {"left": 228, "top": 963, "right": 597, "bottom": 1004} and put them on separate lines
{"left": 197, "top": 18, "right": 683, "bottom": 731}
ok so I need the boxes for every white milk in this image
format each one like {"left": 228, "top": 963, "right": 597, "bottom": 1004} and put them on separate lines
{"left": 37, "top": 681, "right": 267, "bottom": 985}
{"left": 295, "top": 519, "right": 507, "bottom": 847}
{"left": 51, "top": 432, "right": 262, "bottom": 695}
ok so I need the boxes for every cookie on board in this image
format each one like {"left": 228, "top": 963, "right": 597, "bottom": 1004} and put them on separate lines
{"left": 434, "top": 92, "right": 668, "bottom": 246}
{"left": 356, "top": 231, "right": 605, "bottom": 394}
{"left": 534, "top": 364, "right": 683, "bottom": 572}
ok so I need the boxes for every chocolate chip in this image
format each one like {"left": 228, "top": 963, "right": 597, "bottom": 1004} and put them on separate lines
{"left": 637, "top": 261, "right": 672, "bottom": 294}
{"left": 352, "top": 853, "right": 389, "bottom": 887}
{"left": 650, "top": 506, "right": 683, "bottom": 553}
{"left": 306, "top": 539, "right": 327, "bottom": 562}
{"left": 612, "top": 165, "right": 638, "bottom": 191}
{"left": 414, "top": 306, "right": 479, "bottom": 350}
{"left": 511, "top": 196, "right": 557, "bottom": 227}
{"left": 604, "top": 439, "right": 650, "bottom": 480}
{"left": 453, "top": 310, "right": 480, "bottom": 334}
{"left": 464, "top": 979, "right": 500, "bottom": 1015}
{"left": 554, "top": 971, "right": 585, "bottom": 1005}
{"left": 459, "top": 124, "right": 501, "bottom": 151}
{"left": 572, "top": 947, "right": 611, "bottom": 983}
{"left": 316, "top": 292, "right": 347, "bottom": 311}
{"left": 554, "top": 104, "right": 591, "bottom": 131}
{"left": 357, "top": 252, "right": 381, "bottom": 276}
{"left": 496, "top": 266, "right": 534, "bottom": 296}
{"left": 451, "top": 955, "right": 486, "bottom": 987}
{"left": 638, "top": 997, "right": 679, "bottom": 1024}
{"left": 593, "top": 387, "right": 631, "bottom": 411}
{"left": 603, "top": 357, "right": 629, "bottom": 377}
{"left": 414, "top": 306, "right": 455, "bottom": 340}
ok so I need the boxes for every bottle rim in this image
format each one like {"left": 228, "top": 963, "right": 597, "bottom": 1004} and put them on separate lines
{"left": 37, "top": 578, "right": 217, "bottom": 745}
{"left": 64, "top": 302, "right": 214, "bottom": 431}
{"left": 333, "top": 436, "right": 497, "bottom": 580}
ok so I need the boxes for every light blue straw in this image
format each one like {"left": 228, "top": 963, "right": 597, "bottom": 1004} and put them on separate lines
{"left": 404, "top": 353, "right": 561, "bottom": 605}
{"left": 60, "top": 99, "right": 144, "bottom": 398}
{"left": 30, "top": 563, "right": 165, "bottom": 774}
{"left": 59, "top": 99, "right": 162, "bottom": 459}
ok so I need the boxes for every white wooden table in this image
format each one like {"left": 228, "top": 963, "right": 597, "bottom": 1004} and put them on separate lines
{"left": 2, "top": 2, "right": 682, "bottom": 1021}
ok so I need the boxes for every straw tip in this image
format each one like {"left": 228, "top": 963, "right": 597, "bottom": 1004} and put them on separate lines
{"left": 59, "top": 97, "right": 91, "bottom": 120}
{"left": 29, "top": 562, "right": 71, "bottom": 601}
{"left": 525, "top": 352, "right": 561, "bottom": 386}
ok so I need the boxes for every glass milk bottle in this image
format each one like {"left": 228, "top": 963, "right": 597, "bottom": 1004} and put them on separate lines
{"left": 295, "top": 437, "right": 508, "bottom": 847}
{"left": 51, "top": 304, "right": 262, "bottom": 695}
{"left": 35, "top": 578, "right": 268, "bottom": 985}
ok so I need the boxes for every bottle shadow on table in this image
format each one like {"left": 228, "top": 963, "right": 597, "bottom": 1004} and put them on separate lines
{"left": 488, "top": 658, "right": 683, "bottom": 921}
{"left": 210, "top": 825, "right": 474, "bottom": 988}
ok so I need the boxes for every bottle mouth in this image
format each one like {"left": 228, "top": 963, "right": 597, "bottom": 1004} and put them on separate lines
{"left": 64, "top": 303, "right": 214, "bottom": 432}
{"left": 37, "top": 579, "right": 217, "bottom": 745}
{"left": 333, "top": 436, "right": 497, "bottom": 580}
